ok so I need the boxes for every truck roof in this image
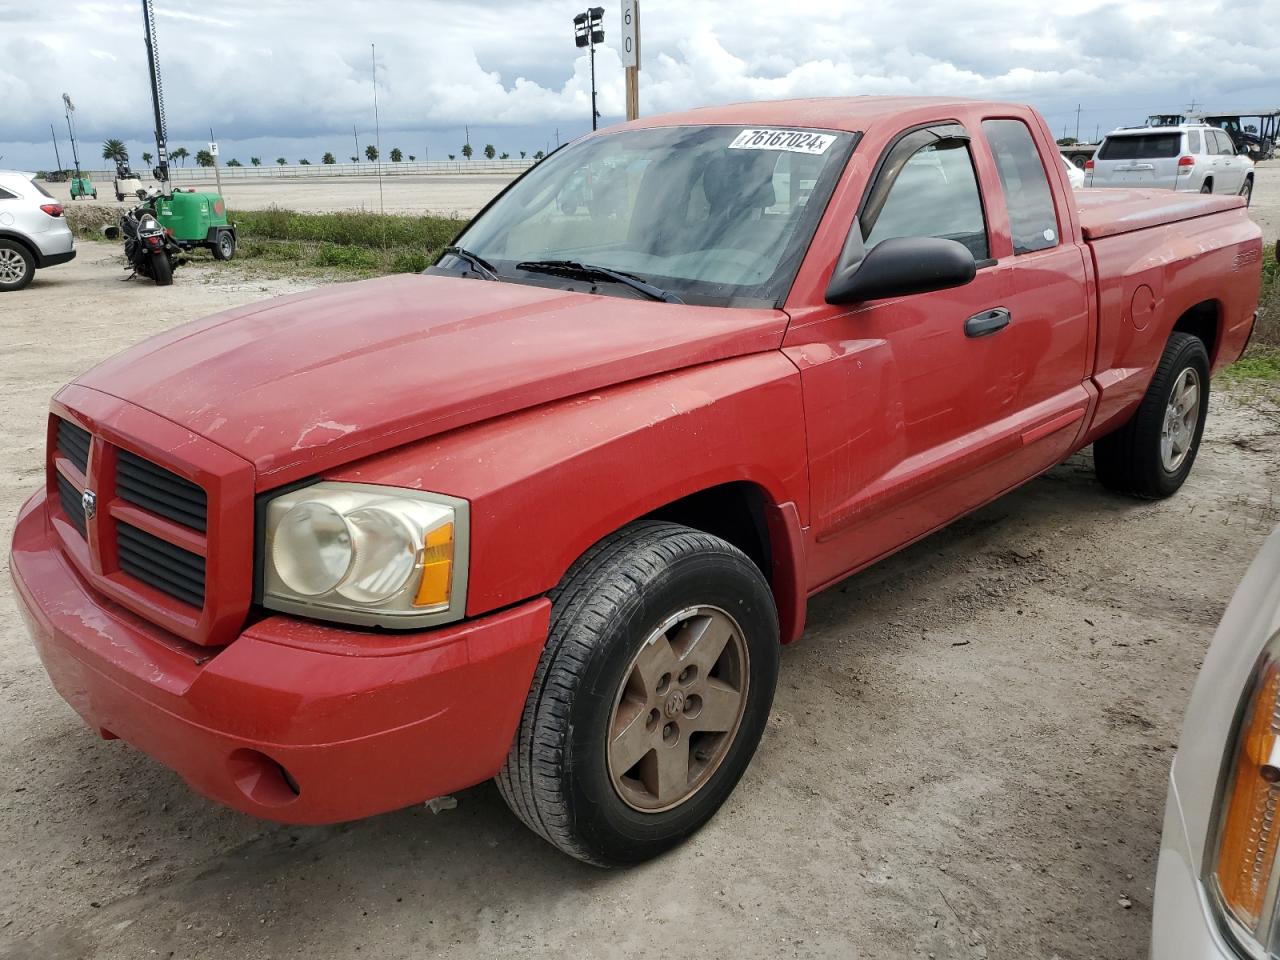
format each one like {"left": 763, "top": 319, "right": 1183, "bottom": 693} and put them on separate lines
{"left": 627, "top": 96, "right": 1014, "bottom": 134}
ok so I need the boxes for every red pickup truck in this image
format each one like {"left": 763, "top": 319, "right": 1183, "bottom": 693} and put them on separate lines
{"left": 12, "top": 97, "right": 1262, "bottom": 866}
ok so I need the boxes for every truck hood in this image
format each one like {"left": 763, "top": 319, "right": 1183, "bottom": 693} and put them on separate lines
{"left": 74, "top": 273, "right": 789, "bottom": 487}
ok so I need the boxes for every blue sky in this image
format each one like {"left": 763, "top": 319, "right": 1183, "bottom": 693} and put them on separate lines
{"left": 2, "top": 0, "right": 1276, "bottom": 171}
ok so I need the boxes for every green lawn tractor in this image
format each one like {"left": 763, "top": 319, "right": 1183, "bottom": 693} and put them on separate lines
{"left": 154, "top": 188, "right": 237, "bottom": 260}
{"left": 70, "top": 175, "right": 97, "bottom": 200}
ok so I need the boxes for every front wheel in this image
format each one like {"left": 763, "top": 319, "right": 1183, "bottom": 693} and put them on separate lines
{"left": 497, "top": 521, "right": 780, "bottom": 866}
{"left": 1093, "top": 332, "right": 1210, "bottom": 499}
{"left": 1240, "top": 177, "right": 1253, "bottom": 207}
{"left": 0, "top": 240, "right": 34, "bottom": 291}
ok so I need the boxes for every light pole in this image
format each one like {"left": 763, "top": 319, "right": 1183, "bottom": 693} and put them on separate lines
{"left": 573, "top": 7, "right": 604, "bottom": 131}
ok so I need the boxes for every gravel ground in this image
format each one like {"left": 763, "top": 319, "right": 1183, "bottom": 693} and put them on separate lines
{"left": 40, "top": 161, "right": 1279, "bottom": 242}
{"left": 1, "top": 228, "right": 1278, "bottom": 960}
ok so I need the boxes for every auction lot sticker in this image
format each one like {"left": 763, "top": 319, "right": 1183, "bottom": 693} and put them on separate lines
{"left": 728, "top": 129, "right": 836, "bottom": 155}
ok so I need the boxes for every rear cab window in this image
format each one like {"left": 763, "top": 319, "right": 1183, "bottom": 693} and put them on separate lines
{"left": 1097, "top": 133, "right": 1182, "bottom": 160}
{"left": 981, "top": 119, "right": 1059, "bottom": 255}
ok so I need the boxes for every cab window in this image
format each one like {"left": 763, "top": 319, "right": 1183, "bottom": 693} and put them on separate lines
{"left": 981, "top": 119, "right": 1059, "bottom": 255}
{"left": 862, "top": 138, "right": 988, "bottom": 261}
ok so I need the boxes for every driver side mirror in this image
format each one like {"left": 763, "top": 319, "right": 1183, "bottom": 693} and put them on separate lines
{"left": 826, "top": 235, "right": 977, "bottom": 305}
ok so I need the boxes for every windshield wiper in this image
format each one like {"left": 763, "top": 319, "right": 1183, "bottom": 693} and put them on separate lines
{"left": 441, "top": 245, "right": 500, "bottom": 281}
{"left": 514, "top": 259, "right": 683, "bottom": 304}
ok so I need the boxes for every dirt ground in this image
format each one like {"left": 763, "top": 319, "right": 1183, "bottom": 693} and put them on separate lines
{"left": 2, "top": 238, "right": 1279, "bottom": 960}
{"left": 40, "top": 162, "right": 1280, "bottom": 242}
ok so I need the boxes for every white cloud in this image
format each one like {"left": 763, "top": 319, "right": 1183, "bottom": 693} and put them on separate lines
{"left": 1, "top": 0, "right": 1276, "bottom": 167}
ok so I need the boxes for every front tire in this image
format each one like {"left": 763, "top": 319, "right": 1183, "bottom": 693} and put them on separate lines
{"left": 497, "top": 521, "right": 780, "bottom": 866}
{"left": 1240, "top": 177, "right": 1253, "bottom": 207}
{"left": 0, "top": 240, "right": 34, "bottom": 291}
{"left": 1093, "top": 332, "right": 1210, "bottom": 499}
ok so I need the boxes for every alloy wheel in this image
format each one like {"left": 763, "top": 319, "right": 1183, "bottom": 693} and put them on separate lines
{"left": 1161, "top": 367, "right": 1201, "bottom": 473}
{"left": 607, "top": 605, "right": 750, "bottom": 812}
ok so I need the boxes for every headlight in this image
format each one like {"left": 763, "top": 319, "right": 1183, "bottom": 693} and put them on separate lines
{"left": 262, "top": 482, "right": 469, "bottom": 628}
{"left": 1209, "top": 631, "right": 1280, "bottom": 957}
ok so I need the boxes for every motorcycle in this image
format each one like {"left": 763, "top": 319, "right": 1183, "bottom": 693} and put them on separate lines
{"left": 104, "top": 187, "right": 182, "bottom": 285}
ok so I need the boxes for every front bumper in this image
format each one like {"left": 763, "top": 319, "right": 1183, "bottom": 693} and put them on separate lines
{"left": 1151, "top": 775, "right": 1242, "bottom": 959}
{"left": 11, "top": 489, "right": 549, "bottom": 824}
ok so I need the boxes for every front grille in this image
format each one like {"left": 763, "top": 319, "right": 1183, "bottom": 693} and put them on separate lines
{"left": 55, "top": 472, "right": 86, "bottom": 537}
{"left": 116, "top": 449, "right": 207, "bottom": 532}
{"left": 116, "top": 521, "right": 206, "bottom": 608}
{"left": 57, "top": 418, "right": 90, "bottom": 474}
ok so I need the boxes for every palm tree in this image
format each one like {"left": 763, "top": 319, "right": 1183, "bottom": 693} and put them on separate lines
{"left": 322, "top": 152, "right": 336, "bottom": 164}
{"left": 195, "top": 149, "right": 214, "bottom": 168}
{"left": 461, "top": 143, "right": 472, "bottom": 160}
{"left": 101, "top": 139, "right": 126, "bottom": 161}
{"left": 276, "top": 157, "right": 287, "bottom": 165}
{"left": 408, "top": 154, "right": 416, "bottom": 161}
{"left": 448, "top": 154, "right": 456, "bottom": 160}
{"left": 483, "top": 144, "right": 496, "bottom": 159}
{"left": 499, "top": 152, "right": 509, "bottom": 159}
{"left": 141, "top": 151, "right": 154, "bottom": 166}
{"left": 390, "top": 147, "right": 403, "bottom": 162}
{"left": 533, "top": 150, "right": 545, "bottom": 160}
{"left": 250, "top": 157, "right": 261, "bottom": 166}
{"left": 350, "top": 156, "right": 359, "bottom": 163}
{"left": 299, "top": 158, "right": 311, "bottom": 165}
{"left": 226, "top": 158, "right": 243, "bottom": 167}
{"left": 171, "top": 146, "right": 190, "bottom": 167}
{"left": 519, "top": 151, "right": 526, "bottom": 159}
{"left": 365, "top": 145, "right": 379, "bottom": 162}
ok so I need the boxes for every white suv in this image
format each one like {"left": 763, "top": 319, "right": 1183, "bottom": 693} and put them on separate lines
{"left": 0, "top": 170, "right": 76, "bottom": 291}
{"left": 1085, "top": 125, "right": 1255, "bottom": 204}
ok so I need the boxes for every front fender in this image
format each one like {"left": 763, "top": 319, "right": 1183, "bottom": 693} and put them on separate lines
{"left": 327, "top": 351, "right": 809, "bottom": 618}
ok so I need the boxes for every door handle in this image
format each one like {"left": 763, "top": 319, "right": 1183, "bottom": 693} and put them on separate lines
{"left": 964, "top": 307, "right": 1011, "bottom": 338}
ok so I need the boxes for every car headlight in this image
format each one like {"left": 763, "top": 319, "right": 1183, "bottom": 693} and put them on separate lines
{"left": 262, "top": 482, "right": 469, "bottom": 628}
{"left": 1209, "top": 631, "right": 1280, "bottom": 958}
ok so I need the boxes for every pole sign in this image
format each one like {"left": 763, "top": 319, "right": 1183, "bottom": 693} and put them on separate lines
{"left": 209, "top": 141, "right": 219, "bottom": 156}
{"left": 621, "top": 0, "right": 638, "bottom": 68}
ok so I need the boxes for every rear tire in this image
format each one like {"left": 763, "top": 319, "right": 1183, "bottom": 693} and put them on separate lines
{"left": 0, "top": 240, "right": 34, "bottom": 292}
{"left": 1093, "top": 332, "right": 1210, "bottom": 499}
{"left": 497, "top": 520, "right": 780, "bottom": 866}
{"left": 149, "top": 252, "right": 173, "bottom": 286}
{"left": 1240, "top": 177, "right": 1253, "bottom": 207}
{"left": 211, "top": 230, "right": 236, "bottom": 261}
{"left": 1200, "top": 180, "right": 1213, "bottom": 194}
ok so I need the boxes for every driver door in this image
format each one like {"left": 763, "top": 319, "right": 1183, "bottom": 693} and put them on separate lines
{"left": 784, "top": 125, "right": 1018, "bottom": 587}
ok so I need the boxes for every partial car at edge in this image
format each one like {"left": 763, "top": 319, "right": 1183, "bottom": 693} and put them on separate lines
{"left": 0, "top": 170, "right": 76, "bottom": 291}
{"left": 1152, "top": 525, "right": 1280, "bottom": 958}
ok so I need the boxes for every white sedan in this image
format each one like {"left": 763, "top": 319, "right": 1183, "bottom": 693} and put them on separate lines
{"left": 1062, "top": 154, "right": 1085, "bottom": 189}
{"left": 1151, "top": 524, "right": 1280, "bottom": 958}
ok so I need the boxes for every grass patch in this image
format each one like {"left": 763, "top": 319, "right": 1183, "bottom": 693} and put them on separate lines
{"left": 68, "top": 203, "right": 469, "bottom": 279}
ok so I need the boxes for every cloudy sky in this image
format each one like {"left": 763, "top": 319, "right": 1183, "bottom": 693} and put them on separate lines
{"left": 2, "top": 0, "right": 1276, "bottom": 171}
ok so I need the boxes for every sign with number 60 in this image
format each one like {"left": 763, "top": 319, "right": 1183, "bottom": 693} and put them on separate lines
{"left": 621, "top": 0, "right": 638, "bottom": 68}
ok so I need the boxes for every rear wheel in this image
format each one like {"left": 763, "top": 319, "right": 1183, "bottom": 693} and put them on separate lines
{"left": 497, "top": 521, "right": 780, "bottom": 866}
{"left": 1199, "top": 180, "right": 1213, "bottom": 194}
{"left": 0, "top": 240, "right": 34, "bottom": 292}
{"left": 1094, "top": 332, "right": 1210, "bottom": 499}
{"left": 1240, "top": 177, "right": 1253, "bottom": 207}
{"left": 149, "top": 252, "right": 173, "bottom": 286}
{"left": 211, "top": 230, "right": 236, "bottom": 261}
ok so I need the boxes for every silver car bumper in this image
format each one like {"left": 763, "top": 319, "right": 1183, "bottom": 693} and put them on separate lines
{"left": 1151, "top": 774, "right": 1241, "bottom": 958}
{"left": 31, "top": 219, "right": 74, "bottom": 259}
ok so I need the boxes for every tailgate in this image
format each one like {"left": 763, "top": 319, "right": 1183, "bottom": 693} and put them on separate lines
{"left": 1076, "top": 189, "right": 1246, "bottom": 240}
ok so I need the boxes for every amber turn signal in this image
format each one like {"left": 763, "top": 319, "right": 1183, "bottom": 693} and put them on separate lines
{"left": 414, "top": 522, "right": 454, "bottom": 609}
{"left": 1215, "top": 661, "right": 1280, "bottom": 931}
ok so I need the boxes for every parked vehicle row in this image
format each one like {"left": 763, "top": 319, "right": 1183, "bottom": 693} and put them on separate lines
{"left": 0, "top": 170, "right": 76, "bottom": 291}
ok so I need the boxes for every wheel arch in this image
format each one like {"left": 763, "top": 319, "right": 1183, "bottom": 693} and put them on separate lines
{"left": 1171, "top": 299, "right": 1222, "bottom": 367}
{"left": 0, "top": 230, "right": 39, "bottom": 264}
{"left": 639, "top": 481, "right": 807, "bottom": 644}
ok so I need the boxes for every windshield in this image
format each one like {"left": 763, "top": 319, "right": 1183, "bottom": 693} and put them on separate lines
{"left": 446, "top": 124, "right": 857, "bottom": 307}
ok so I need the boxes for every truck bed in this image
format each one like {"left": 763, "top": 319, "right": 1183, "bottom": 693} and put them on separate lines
{"left": 1075, "top": 188, "right": 1247, "bottom": 240}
